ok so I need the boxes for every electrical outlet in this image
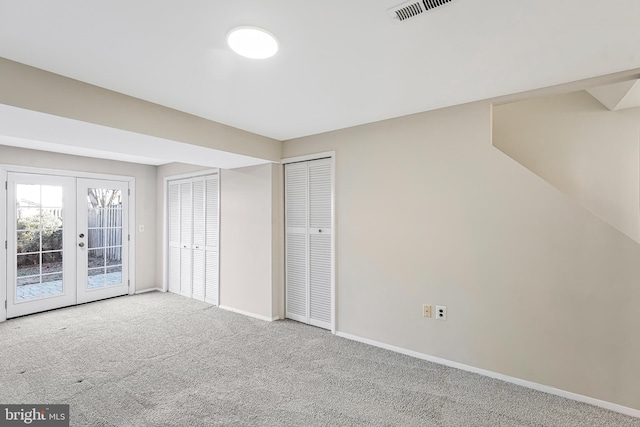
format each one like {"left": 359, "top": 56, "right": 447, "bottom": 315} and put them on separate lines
{"left": 423, "top": 304, "right": 432, "bottom": 318}
{"left": 436, "top": 305, "right": 447, "bottom": 321}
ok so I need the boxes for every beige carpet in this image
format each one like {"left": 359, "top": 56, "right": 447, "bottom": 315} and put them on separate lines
{"left": 0, "top": 292, "right": 638, "bottom": 426}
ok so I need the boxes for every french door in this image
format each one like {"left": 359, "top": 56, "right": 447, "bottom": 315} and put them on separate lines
{"left": 6, "top": 172, "right": 129, "bottom": 318}
{"left": 7, "top": 174, "right": 76, "bottom": 318}
{"left": 76, "top": 179, "right": 129, "bottom": 304}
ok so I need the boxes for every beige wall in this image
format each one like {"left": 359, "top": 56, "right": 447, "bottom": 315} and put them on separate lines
{"left": 0, "top": 58, "right": 281, "bottom": 162}
{"left": 271, "top": 164, "right": 284, "bottom": 319}
{"left": 283, "top": 101, "right": 640, "bottom": 410}
{"left": 493, "top": 91, "right": 640, "bottom": 242}
{"left": 220, "top": 163, "right": 281, "bottom": 319}
{"left": 0, "top": 145, "right": 158, "bottom": 290}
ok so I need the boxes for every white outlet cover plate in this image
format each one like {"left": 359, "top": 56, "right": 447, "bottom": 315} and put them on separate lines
{"left": 436, "top": 305, "right": 447, "bottom": 321}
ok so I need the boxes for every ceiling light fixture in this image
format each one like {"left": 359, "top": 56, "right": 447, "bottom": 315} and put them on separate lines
{"left": 227, "top": 26, "right": 278, "bottom": 59}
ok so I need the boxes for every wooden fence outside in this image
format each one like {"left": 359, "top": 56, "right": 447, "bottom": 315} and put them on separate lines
{"left": 88, "top": 208, "right": 123, "bottom": 262}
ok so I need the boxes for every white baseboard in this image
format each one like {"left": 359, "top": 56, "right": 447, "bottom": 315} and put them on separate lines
{"left": 135, "top": 287, "right": 163, "bottom": 295}
{"left": 335, "top": 331, "right": 640, "bottom": 419}
{"left": 218, "top": 305, "right": 277, "bottom": 322}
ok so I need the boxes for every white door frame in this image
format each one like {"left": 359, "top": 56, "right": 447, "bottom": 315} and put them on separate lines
{"left": 1, "top": 168, "right": 7, "bottom": 323}
{"left": 282, "top": 151, "right": 336, "bottom": 334}
{"left": 162, "top": 169, "right": 220, "bottom": 300}
{"left": 0, "top": 164, "right": 136, "bottom": 322}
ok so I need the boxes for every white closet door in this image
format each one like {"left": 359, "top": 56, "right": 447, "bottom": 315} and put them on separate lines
{"left": 179, "top": 181, "right": 192, "bottom": 298}
{"left": 204, "top": 174, "right": 219, "bottom": 305}
{"left": 308, "top": 158, "right": 332, "bottom": 329}
{"left": 285, "top": 162, "right": 309, "bottom": 323}
{"left": 167, "top": 173, "right": 219, "bottom": 306}
{"left": 285, "top": 159, "right": 333, "bottom": 330}
{"left": 191, "top": 178, "right": 206, "bottom": 302}
{"left": 167, "top": 182, "right": 181, "bottom": 294}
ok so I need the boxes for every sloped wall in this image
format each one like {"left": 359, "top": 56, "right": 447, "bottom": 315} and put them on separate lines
{"left": 493, "top": 91, "right": 640, "bottom": 242}
{"left": 283, "top": 101, "right": 640, "bottom": 410}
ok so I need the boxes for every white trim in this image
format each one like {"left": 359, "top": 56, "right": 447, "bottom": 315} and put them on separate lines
{"left": 305, "top": 163, "right": 311, "bottom": 324}
{"left": 335, "top": 331, "right": 640, "bottom": 419}
{"left": 281, "top": 151, "right": 335, "bottom": 165}
{"left": 135, "top": 287, "right": 163, "bottom": 294}
{"left": 163, "top": 168, "right": 220, "bottom": 182}
{"left": 0, "top": 168, "right": 7, "bottom": 322}
{"left": 329, "top": 155, "right": 336, "bottom": 334}
{"left": 162, "top": 177, "right": 168, "bottom": 293}
{"left": 219, "top": 305, "right": 277, "bottom": 322}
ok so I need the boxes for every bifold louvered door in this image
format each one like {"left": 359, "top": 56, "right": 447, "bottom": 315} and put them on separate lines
{"left": 285, "top": 158, "right": 333, "bottom": 330}
{"left": 167, "top": 174, "right": 219, "bottom": 305}
{"left": 201, "top": 175, "right": 219, "bottom": 305}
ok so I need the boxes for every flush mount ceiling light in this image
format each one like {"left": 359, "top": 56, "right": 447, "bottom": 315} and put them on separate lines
{"left": 227, "top": 26, "right": 278, "bottom": 59}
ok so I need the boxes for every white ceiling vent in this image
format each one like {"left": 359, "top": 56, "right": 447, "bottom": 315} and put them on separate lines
{"left": 388, "top": 0, "right": 454, "bottom": 22}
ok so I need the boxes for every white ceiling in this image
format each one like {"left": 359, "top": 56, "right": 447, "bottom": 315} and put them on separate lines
{"left": 1, "top": 0, "right": 640, "bottom": 141}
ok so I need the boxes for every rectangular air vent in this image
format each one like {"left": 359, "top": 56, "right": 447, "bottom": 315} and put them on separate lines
{"left": 388, "top": 0, "right": 454, "bottom": 22}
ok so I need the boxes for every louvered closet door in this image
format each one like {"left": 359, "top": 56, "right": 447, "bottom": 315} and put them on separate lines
{"left": 179, "top": 181, "right": 193, "bottom": 297}
{"left": 285, "top": 162, "right": 309, "bottom": 323}
{"left": 285, "top": 158, "right": 333, "bottom": 330}
{"left": 167, "top": 173, "right": 219, "bottom": 305}
{"left": 308, "top": 158, "right": 332, "bottom": 330}
{"left": 167, "top": 182, "right": 182, "bottom": 295}
{"left": 204, "top": 175, "right": 219, "bottom": 305}
{"left": 191, "top": 178, "right": 206, "bottom": 302}
{"left": 168, "top": 178, "right": 193, "bottom": 298}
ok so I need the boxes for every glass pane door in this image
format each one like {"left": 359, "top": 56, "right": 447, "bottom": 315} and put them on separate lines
{"left": 16, "top": 184, "right": 64, "bottom": 299}
{"left": 77, "top": 179, "right": 129, "bottom": 304}
{"left": 6, "top": 173, "right": 76, "bottom": 318}
{"left": 87, "top": 188, "right": 123, "bottom": 288}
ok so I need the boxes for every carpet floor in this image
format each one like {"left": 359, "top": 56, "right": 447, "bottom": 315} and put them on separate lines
{"left": 0, "top": 292, "right": 638, "bottom": 427}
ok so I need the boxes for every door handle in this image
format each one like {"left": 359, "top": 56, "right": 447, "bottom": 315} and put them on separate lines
{"left": 78, "top": 242, "right": 85, "bottom": 247}
{"left": 79, "top": 233, "right": 85, "bottom": 238}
